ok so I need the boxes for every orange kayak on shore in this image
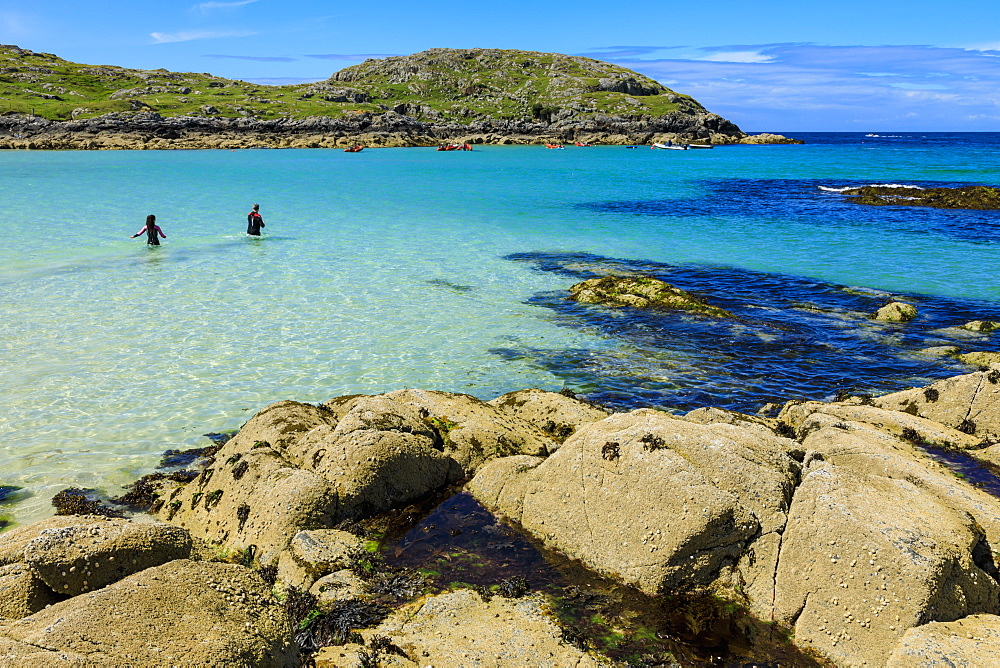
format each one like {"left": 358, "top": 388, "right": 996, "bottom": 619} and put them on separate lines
{"left": 545, "top": 143, "right": 564, "bottom": 149}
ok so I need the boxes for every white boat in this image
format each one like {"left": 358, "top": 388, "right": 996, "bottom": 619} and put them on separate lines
{"left": 688, "top": 144, "right": 714, "bottom": 149}
{"left": 651, "top": 142, "right": 687, "bottom": 150}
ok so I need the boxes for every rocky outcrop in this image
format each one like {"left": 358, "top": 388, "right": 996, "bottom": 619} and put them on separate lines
{"left": 568, "top": 275, "right": 734, "bottom": 317}
{"left": 468, "top": 366, "right": 1000, "bottom": 666}
{"left": 158, "top": 389, "right": 585, "bottom": 563}
{"left": 843, "top": 185, "right": 1000, "bottom": 210}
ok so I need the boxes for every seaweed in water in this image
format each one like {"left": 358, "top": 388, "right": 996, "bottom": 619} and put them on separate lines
{"left": 111, "top": 470, "right": 198, "bottom": 511}
{"left": 51, "top": 488, "right": 125, "bottom": 517}
{"left": 159, "top": 445, "right": 221, "bottom": 469}
{"left": 496, "top": 575, "right": 530, "bottom": 599}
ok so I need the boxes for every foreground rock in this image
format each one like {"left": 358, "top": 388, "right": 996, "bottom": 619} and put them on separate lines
{"left": 158, "top": 388, "right": 598, "bottom": 564}
{"left": 0, "top": 559, "right": 295, "bottom": 667}
{"left": 569, "top": 275, "right": 734, "bottom": 317}
{"left": 469, "top": 366, "right": 1000, "bottom": 666}
{"left": 314, "top": 589, "right": 608, "bottom": 667}
{"left": 843, "top": 185, "right": 1000, "bottom": 209}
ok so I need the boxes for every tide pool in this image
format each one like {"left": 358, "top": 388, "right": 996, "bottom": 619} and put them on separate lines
{"left": 2, "top": 135, "right": 999, "bottom": 525}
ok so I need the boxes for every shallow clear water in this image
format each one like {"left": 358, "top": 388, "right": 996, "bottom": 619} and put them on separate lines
{"left": 2, "top": 134, "right": 999, "bottom": 524}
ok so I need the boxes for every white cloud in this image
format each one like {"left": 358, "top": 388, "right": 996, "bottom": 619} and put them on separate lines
{"left": 698, "top": 51, "right": 774, "bottom": 64}
{"left": 150, "top": 29, "right": 255, "bottom": 44}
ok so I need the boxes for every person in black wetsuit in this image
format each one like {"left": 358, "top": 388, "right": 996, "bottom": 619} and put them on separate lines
{"left": 130, "top": 214, "right": 166, "bottom": 245}
{"left": 247, "top": 203, "right": 265, "bottom": 236}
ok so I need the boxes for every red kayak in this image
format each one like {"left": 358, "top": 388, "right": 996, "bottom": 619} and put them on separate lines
{"left": 344, "top": 145, "right": 364, "bottom": 153}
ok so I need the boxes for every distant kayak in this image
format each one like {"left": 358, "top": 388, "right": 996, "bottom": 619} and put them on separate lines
{"left": 575, "top": 142, "right": 592, "bottom": 147}
{"left": 344, "top": 145, "right": 364, "bottom": 153}
{"left": 437, "top": 143, "right": 472, "bottom": 151}
{"left": 545, "top": 143, "right": 565, "bottom": 149}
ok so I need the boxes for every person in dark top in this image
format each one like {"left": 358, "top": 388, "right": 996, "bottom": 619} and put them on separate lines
{"left": 130, "top": 214, "right": 166, "bottom": 245}
{"left": 247, "top": 203, "right": 265, "bottom": 236}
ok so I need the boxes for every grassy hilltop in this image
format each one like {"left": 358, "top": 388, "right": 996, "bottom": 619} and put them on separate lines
{"left": 0, "top": 45, "right": 707, "bottom": 125}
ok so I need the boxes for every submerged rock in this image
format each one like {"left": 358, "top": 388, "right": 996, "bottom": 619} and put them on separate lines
{"left": 843, "top": 184, "right": 1000, "bottom": 209}
{"left": 569, "top": 275, "right": 734, "bottom": 317}
{"left": 962, "top": 320, "right": 1000, "bottom": 333}
{"left": 959, "top": 351, "right": 1000, "bottom": 367}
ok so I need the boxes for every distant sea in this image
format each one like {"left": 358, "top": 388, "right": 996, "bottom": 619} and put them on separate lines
{"left": 2, "top": 132, "right": 999, "bottom": 525}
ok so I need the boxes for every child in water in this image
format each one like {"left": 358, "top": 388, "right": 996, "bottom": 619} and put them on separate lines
{"left": 130, "top": 215, "right": 166, "bottom": 245}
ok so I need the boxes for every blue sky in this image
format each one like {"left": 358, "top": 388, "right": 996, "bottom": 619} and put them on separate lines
{"left": 2, "top": 0, "right": 999, "bottom": 131}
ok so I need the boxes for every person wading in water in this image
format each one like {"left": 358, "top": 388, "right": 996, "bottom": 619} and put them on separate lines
{"left": 247, "top": 203, "right": 265, "bottom": 236}
{"left": 130, "top": 215, "right": 166, "bottom": 245}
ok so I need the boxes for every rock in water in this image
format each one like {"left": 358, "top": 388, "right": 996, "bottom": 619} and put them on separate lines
{"left": 842, "top": 185, "right": 1000, "bottom": 209}
{"left": 568, "top": 275, "right": 734, "bottom": 317}
{"left": 872, "top": 301, "right": 918, "bottom": 322}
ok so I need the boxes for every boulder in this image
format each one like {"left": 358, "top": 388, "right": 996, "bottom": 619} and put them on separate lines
{"left": 0, "top": 516, "right": 108, "bottom": 567}
{"left": 568, "top": 275, "right": 733, "bottom": 318}
{"left": 872, "top": 366, "right": 1000, "bottom": 439}
{"left": 469, "top": 410, "right": 799, "bottom": 597}
{"left": 886, "top": 614, "right": 1000, "bottom": 667}
{"left": 309, "top": 569, "right": 367, "bottom": 604}
{"left": 312, "top": 588, "right": 608, "bottom": 667}
{"left": 772, "top": 453, "right": 1000, "bottom": 667}
{"left": 487, "top": 388, "right": 609, "bottom": 446}
{"left": 275, "top": 529, "right": 363, "bottom": 589}
{"left": 22, "top": 518, "right": 192, "bottom": 595}
{"left": 159, "top": 446, "right": 339, "bottom": 565}
{"left": 843, "top": 185, "right": 1000, "bottom": 210}
{"left": 321, "top": 389, "right": 554, "bottom": 473}
{"left": 0, "top": 559, "right": 296, "bottom": 667}
{"left": 872, "top": 301, "right": 918, "bottom": 322}
{"left": 0, "top": 564, "right": 59, "bottom": 620}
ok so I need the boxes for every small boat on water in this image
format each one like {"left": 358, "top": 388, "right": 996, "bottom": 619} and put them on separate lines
{"left": 437, "top": 143, "right": 472, "bottom": 151}
{"left": 344, "top": 145, "right": 364, "bottom": 153}
{"left": 545, "top": 143, "right": 565, "bottom": 149}
{"left": 651, "top": 142, "right": 687, "bottom": 150}
{"left": 689, "top": 144, "right": 714, "bottom": 149}
{"left": 575, "top": 141, "right": 592, "bottom": 147}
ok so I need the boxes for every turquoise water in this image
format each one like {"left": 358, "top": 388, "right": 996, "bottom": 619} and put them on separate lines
{"left": 2, "top": 136, "right": 999, "bottom": 524}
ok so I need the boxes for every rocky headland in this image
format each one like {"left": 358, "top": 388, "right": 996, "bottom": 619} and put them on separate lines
{"left": 3, "top": 365, "right": 1000, "bottom": 666}
{"left": 0, "top": 45, "right": 799, "bottom": 149}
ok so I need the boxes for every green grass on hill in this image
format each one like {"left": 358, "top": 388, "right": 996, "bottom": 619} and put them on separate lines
{"left": 0, "top": 45, "right": 707, "bottom": 124}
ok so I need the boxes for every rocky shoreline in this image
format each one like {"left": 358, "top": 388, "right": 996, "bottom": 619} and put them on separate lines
{"left": 0, "top": 111, "right": 800, "bottom": 150}
{"left": 3, "top": 365, "right": 1000, "bottom": 666}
